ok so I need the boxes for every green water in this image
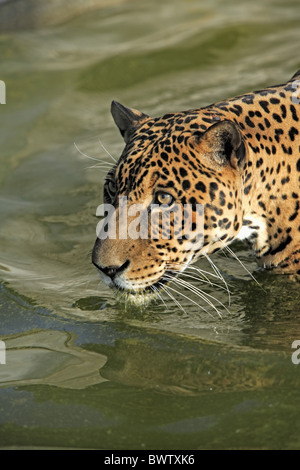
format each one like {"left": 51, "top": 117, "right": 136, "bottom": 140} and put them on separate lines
{"left": 1, "top": 0, "right": 300, "bottom": 450}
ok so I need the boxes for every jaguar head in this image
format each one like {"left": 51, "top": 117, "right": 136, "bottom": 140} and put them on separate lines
{"left": 92, "top": 101, "right": 245, "bottom": 304}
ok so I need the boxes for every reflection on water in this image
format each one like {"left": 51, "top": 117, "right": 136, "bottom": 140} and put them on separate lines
{"left": 0, "top": 330, "right": 107, "bottom": 389}
{"left": 0, "top": 321, "right": 300, "bottom": 449}
{"left": 98, "top": 334, "right": 293, "bottom": 395}
{"left": 0, "top": 0, "right": 300, "bottom": 450}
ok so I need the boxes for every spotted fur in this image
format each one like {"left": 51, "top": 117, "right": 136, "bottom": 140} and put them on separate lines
{"left": 92, "top": 71, "right": 300, "bottom": 301}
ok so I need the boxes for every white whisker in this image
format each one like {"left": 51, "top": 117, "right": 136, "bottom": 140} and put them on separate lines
{"left": 176, "top": 276, "right": 228, "bottom": 315}
{"left": 85, "top": 163, "right": 115, "bottom": 171}
{"left": 203, "top": 253, "right": 231, "bottom": 305}
{"left": 74, "top": 142, "right": 115, "bottom": 169}
{"left": 74, "top": 142, "right": 101, "bottom": 162}
{"left": 151, "top": 284, "right": 167, "bottom": 309}
{"left": 219, "top": 240, "right": 262, "bottom": 288}
{"left": 183, "top": 265, "right": 217, "bottom": 284}
{"left": 168, "top": 260, "right": 223, "bottom": 283}
{"left": 159, "top": 282, "right": 187, "bottom": 315}
{"left": 164, "top": 283, "right": 215, "bottom": 318}
{"left": 166, "top": 268, "right": 230, "bottom": 293}
{"left": 164, "top": 274, "right": 224, "bottom": 318}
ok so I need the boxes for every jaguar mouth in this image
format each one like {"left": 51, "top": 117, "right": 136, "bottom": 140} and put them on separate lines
{"left": 119, "top": 270, "right": 177, "bottom": 293}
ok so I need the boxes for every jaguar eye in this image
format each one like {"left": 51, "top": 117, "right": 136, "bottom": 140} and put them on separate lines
{"left": 155, "top": 192, "right": 174, "bottom": 206}
{"left": 104, "top": 179, "right": 117, "bottom": 202}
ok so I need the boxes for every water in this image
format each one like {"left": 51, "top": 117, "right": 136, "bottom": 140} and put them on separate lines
{"left": 0, "top": 0, "right": 300, "bottom": 450}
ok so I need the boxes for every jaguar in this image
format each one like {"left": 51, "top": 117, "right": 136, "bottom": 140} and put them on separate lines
{"left": 92, "top": 70, "right": 300, "bottom": 306}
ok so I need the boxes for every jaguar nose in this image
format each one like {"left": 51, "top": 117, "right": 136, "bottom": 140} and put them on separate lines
{"left": 93, "top": 259, "right": 130, "bottom": 280}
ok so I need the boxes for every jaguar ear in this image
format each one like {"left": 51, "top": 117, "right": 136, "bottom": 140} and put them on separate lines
{"left": 195, "top": 120, "right": 245, "bottom": 169}
{"left": 111, "top": 100, "right": 149, "bottom": 143}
